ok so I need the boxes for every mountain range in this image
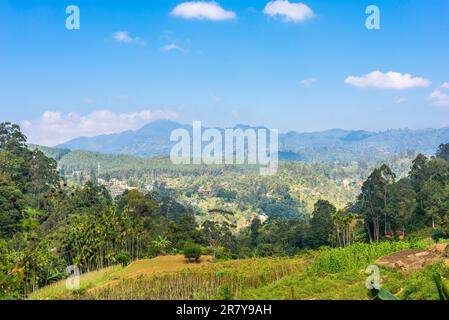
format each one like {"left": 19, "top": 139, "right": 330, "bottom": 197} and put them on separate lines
{"left": 57, "top": 120, "right": 449, "bottom": 163}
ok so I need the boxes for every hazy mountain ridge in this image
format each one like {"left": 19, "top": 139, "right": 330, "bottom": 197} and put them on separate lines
{"left": 56, "top": 120, "right": 449, "bottom": 163}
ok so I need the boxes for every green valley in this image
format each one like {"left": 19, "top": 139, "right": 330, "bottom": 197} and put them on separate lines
{"left": 2, "top": 122, "right": 449, "bottom": 300}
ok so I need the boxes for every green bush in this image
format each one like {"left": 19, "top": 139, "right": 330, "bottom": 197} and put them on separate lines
{"left": 212, "top": 246, "right": 236, "bottom": 261}
{"left": 432, "top": 229, "right": 448, "bottom": 242}
{"left": 237, "top": 247, "right": 253, "bottom": 259}
{"left": 116, "top": 252, "right": 130, "bottom": 266}
{"left": 184, "top": 243, "right": 202, "bottom": 262}
{"left": 143, "top": 245, "right": 158, "bottom": 259}
{"left": 400, "top": 262, "right": 449, "bottom": 300}
{"left": 255, "top": 244, "right": 285, "bottom": 257}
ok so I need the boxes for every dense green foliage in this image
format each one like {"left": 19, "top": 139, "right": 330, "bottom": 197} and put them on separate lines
{"left": 183, "top": 243, "right": 202, "bottom": 262}
{"left": 40, "top": 145, "right": 417, "bottom": 229}
{"left": 2, "top": 122, "right": 449, "bottom": 300}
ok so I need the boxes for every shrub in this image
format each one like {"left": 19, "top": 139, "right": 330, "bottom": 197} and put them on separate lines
{"left": 432, "top": 229, "right": 447, "bottom": 242}
{"left": 184, "top": 243, "right": 202, "bottom": 262}
{"left": 143, "top": 246, "right": 158, "bottom": 259}
{"left": 255, "top": 244, "right": 285, "bottom": 257}
{"left": 212, "top": 246, "right": 235, "bottom": 261}
{"left": 116, "top": 252, "right": 130, "bottom": 266}
{"left": 237, "top": 247, "right": 253, "bottom": 259}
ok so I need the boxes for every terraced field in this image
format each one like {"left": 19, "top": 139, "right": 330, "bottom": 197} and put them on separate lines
{"left": 29, "top": 255, "right": 214, "bottom": 300}
{"left": 30, "top": 241, "right": 449, "bottom": 300}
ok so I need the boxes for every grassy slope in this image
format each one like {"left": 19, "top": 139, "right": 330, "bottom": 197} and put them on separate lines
{"left": 29, "top": 265, "right": 122, "bottom": 300}
{"left": 238, "top": 262, "right": 449, "bottom": 300}
{"left": 237, "top": 271, "right": 368, "bottom": 300}
{"left": 29, "top": 255, "right": 213, "bottom": 300}
{"left": 31, "top": 241, "right": 449, "bottom": 300}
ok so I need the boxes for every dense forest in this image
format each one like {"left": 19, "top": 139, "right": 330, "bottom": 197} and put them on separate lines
{"left": 2, "top": 121, "right": 449, "bottom": 299}
{"left": 33, "top": 144, "right": 417, "bottom": 227}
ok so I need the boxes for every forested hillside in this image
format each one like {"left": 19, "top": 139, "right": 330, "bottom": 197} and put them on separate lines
{"left": 2, "top": 121, "right": 449, "bottom": 300}
{"left": 57, "top": 120, "right": 449, "bottom": 163}
{"left": 33, "top": 144, "right": 418, "bottom": 225}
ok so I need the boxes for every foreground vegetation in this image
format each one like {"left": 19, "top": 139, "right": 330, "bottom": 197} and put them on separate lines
{"left": 2, "top": 121, "right": 449, "bottom": 300}
{"left": 30, "top": 240, "right": 449, "bottom": 300}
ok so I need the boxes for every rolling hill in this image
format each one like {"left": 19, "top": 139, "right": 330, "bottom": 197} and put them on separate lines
{"left": 57, "top": 120, "right": 449, "bottom": 163}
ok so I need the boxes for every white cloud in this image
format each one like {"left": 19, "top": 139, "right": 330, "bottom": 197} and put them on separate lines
{"left": 345, "top": 71, "right": 431, "bottom": 90}
{"left": 429, "top": 83, "right": 449, "bottom": 107}
{"left": 161, "top": 43, "right": 187, "bottom": 53}
{"left": 429, "top": 90, "right": 449, "bottom": 106}
{"left": 159, "top": 30, "right": 189, "bottom": 53}
{"left": 263, "top": 1, "right": 314, "bottom": 23}
{"left": 171, "top": 1, "right": 236, "bottom": 21}
{"left": 113, "top": 31, "right": 132, "bottom": 43}
{"left": 161, "top": 44, "right": 179, "bottom": 52}
{"left": 299, "top": 78, "right": 316, "bottom": 87}
{"left": 113, "top": 31, "right": 147, "bottom": 47}
{"left": 21, "top": 109, "right": 178, "bottom": 146}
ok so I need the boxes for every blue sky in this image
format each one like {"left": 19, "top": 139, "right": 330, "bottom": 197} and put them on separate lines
{"left": 1, "top": 0, "right": 449, "bottom": 145}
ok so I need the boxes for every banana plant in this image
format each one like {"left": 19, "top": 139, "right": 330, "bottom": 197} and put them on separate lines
{"left": 151, "top": 236, "right": 172, "bottom": 256}
{"left": 370, "top": 287, "right": 400, "bottom": 300}
{"left": 433, "top": 273, "right": 449, "bottom": 300}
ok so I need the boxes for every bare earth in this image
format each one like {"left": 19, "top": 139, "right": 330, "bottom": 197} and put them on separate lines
{"left": 376, "top": 243, "right": 449, "bottom": 271}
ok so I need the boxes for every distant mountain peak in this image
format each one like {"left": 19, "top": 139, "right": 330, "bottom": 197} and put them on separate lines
{"left": 56, "top": 122, "right": 449, "bottom": 163}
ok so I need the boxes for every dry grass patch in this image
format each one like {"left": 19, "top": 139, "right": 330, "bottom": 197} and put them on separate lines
{"left": 116, "top": 255, "right": 214, "bottom": 278}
